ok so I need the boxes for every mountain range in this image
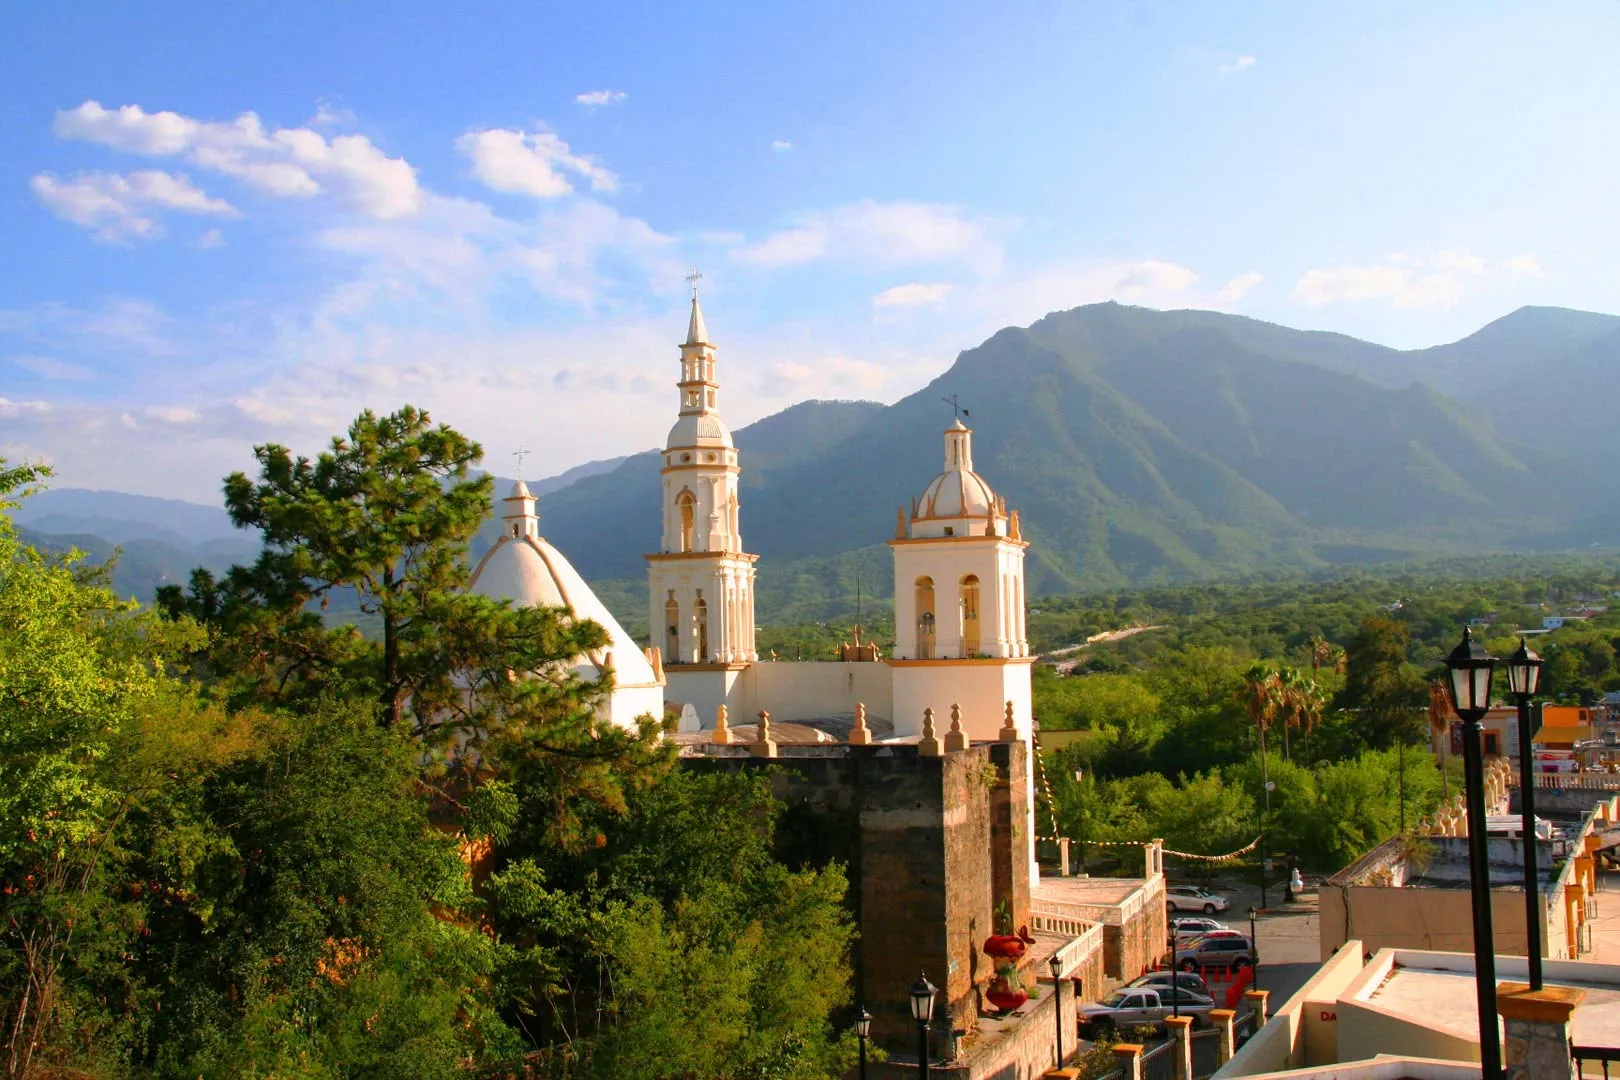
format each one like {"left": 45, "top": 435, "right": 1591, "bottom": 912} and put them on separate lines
{"left": 15, "top": 302, "right": 1620, "bottom": 630}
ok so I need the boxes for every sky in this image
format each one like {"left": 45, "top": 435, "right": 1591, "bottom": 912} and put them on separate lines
{"left": 3, "top": 2, "right": 1618, "bottom": 504}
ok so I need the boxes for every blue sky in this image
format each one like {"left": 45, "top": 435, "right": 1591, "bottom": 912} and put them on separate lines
{"left": 3, "top": 2, "right": 1617, "bottom": 502}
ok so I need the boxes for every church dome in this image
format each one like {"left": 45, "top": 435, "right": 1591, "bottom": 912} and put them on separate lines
{"left": 666, "top": 412, "right": 734, "bottom": 449}
{"left": 469, "top": 483, "right": 662, "bottom": 714}
{"left": 909, "top": 420, "right": 1007, "bottom": 538}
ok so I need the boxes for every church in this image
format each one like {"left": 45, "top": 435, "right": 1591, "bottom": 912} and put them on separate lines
{"left": 470, "top": 287, "right": 1037, "bottom": 756}
{"left": 468, "top": 294, "right": 1168, "bottom": 1074}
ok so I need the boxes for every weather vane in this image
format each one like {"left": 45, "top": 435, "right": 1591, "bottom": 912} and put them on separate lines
{"left": 686, "top": 266, "right": 703, "bottom": 299}
{"left": 512, "top": 445, "right": 530, "bottom": 481}
{"left": 941, "top": 394, "right": 970, "bottom": 421}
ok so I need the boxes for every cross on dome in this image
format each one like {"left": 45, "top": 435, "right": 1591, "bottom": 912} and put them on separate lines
{"left": 512, "top": 445, "right": 530, "bottom": 481}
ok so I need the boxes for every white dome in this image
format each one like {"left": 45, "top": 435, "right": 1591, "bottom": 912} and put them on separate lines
{"left": 666, "top": 412, "right": 733, "bottom": 448}
{"left": 917, "top": 467, "right": 998, "bottom": 520}
{"left": 469, "top": 534, "right": 662, "bottom": 694}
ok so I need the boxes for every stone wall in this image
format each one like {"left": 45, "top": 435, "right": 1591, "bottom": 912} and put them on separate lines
{"left": 682, "top": 738, "right": 1031, "bottom": 1058}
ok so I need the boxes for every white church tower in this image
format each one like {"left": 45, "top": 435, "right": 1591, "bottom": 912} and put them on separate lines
{"left": 647, "top": 284, "right": 758, "bottom": 720}
{"left": 889, "top": 418, "right": 1033, "bottom": 743}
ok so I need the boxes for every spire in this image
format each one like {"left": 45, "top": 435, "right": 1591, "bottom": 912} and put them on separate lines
{"left": 685, "top": 295, "right": 710, "bottom": 347}
{"left": 684, "top": 266, "right": 709, "bottom": 346}
{"left": 944, "top": 420, "right": 974, "bottom": 472}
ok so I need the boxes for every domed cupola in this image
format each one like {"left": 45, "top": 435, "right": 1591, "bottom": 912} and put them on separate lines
{"left": 908, "top": 420, "right": 1009, "bottom": 539}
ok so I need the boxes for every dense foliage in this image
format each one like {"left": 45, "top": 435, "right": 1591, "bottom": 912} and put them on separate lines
{"left": 0, "top": 409, "right": 856, "bottom": 1080}
{"left": 1032, "top": 561, "right": 1620, "bottom": 874}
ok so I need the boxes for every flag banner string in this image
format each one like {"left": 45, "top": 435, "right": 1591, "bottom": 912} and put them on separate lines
{"left": 1032, "top": 732, "right": 1260, "bottom": 862}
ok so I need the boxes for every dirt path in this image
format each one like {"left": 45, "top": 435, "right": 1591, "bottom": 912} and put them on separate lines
{"left": 1045, "top": 624, "right": 1163, "bottom": 672}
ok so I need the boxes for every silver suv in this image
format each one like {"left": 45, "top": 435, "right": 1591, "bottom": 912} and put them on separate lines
{"left": 1166, "top": 885, "right": 1229, "bottom": 914}
{"left": 1175, "top": 935, "right": 1255, "bottom": 971}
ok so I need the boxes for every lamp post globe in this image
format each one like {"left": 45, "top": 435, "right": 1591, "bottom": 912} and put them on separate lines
{"left": 1506, "top": 636, "right": 1546, "bottom": 991}
{"left": 1443, "top": 626, "right": 1503, "bottom": 1080}
{"left": 910, "top": 973, "right": 938, "bottom": 1079}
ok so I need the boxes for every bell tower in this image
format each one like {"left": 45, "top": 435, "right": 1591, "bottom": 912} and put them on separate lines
{"left": 647, "top": 276, "right": 758, "bottom": 706}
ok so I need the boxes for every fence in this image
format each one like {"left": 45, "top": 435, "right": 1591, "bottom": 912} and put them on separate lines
{"left": 1140, "top": 1037, "right": 1178, "bottom": 1080}
{"left": 1531, "top": 773, "right": 1620, "bottom": 790}
{"left": 1190, "top": 1028, "right": 1221, "bottom": 1078}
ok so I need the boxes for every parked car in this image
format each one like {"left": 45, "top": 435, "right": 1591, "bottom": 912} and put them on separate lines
{"left": 1128, "top": 970, "right": 1211, "bottom": 998}
{"left": 1174, "top": 934, "right": 1255, "bottom": 971}
{"left": 1166, "top": 885, "right": 1229, "bottom": 914}
{"left": 1079, "top": 986, "right": 1215, "bottom": 1034}
{"left": 1171, "top": 916, "right": 1226, "bottom": 942}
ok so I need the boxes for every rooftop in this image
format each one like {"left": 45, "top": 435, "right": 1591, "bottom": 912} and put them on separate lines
{"left": 1366, "top": 961, "right": 1620, "bottom": 1046}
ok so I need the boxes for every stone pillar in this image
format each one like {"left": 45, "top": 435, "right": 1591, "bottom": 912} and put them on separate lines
{"left": 848, "top": 702, "right": 872, "bottom": 745}
{"left": 1110, "top": 1044, "right": 1144, "bottom": 1080}
{"left": 1207, "top": 1009, "right": 1237, "bottom": 1063}
{"left": 1162, "top": 1015, "right": 1194, "bottom": 1080}
{"left": 918, "top": 707, "right": 941, "bottom": 756}
{"left": 1244, "top": 988, "right": 1270, "bottom": 1027}
{"left": 988, "top": 740, "right": 1033, "bottom": 936}
{"left": 1040, "top": 1070, "right": 1080, "bottom": 1080}
{"left": 711, "top": 704, "right": 732, "bottom": 745}
{"left": 1497, "top": 982, "right": 1585, "bottom": 1080}
{"left": 944, "top": 703, "right": 967, "bottom": 752}
{"left": 751, "top": 710, "right": 777, "bottom": 758}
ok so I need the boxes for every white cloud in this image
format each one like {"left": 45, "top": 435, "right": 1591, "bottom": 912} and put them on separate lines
{"left": 575, "top": 90, "right": 628, "bottom": 109}
{"left": 457, "top": 127, "right": 619, "bottom": 199}
{"left": 53, "top": 100, "right": 421, "bottom": 219}
{"left": 874, "top": 283, "right": 953, "bottom": 308}
{"left": 771, "top": 139, "right": 793, "bottom": 152}
{"left": 197, "top": 228, "right": 225, "bottom": 249}
{"left": 1218, "top": 55, "right": 1257, "bottom": 75}
{"left": 772, "top": 355, "right": 889, "bottom": 394}
{"left": 309, "top": 100, "right": 356, "bottom": 128}
{"left": 1212, "top": 271, "right": 1264, "bottom": 305}
{"left": 1290, "top": 248, "right": 1541, "bottom": 309}
{"left": 142, "top": 404, "right": 201, "bottom": 424}
{"left": 31, "top": 169, "right": 237, "bottom": 241}
{"left": 734, "top": 200, "right": 997, "bottom": 268}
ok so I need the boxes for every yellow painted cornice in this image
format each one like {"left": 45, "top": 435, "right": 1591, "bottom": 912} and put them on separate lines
{"left": 645, "top": 551, "right": 759, "bottom": 563}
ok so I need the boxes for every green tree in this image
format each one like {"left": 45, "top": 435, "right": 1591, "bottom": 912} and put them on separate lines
{"left": 1339, "top": 617, "right": 1427, "bottom": 750}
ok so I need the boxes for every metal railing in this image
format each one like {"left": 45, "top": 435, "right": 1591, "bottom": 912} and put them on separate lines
{"left": 1573, "top": 1045, "right": 1620, "bottom": 1078}
{"left": 1190, "top": 1028, "right": 1221, "bottom": 1078}
{"left": 1140, "top": 1038, "right": 1178, "bottom": 1080}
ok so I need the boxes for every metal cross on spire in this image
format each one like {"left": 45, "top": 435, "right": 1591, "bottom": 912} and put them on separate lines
{"left": 685, "top": 266, "right": 703, "bottom": 299}
{"left": 512, "top": 445, "right": 530, "bottom": 480}
{"left": 941, "top": 394, "right": 971, "bottom": 421}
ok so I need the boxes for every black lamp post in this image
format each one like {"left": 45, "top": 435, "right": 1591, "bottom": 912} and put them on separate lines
{"left": 1445, "top": 627, "right": 1502, "bottom": 1080}
{"left": 855, "top": 1005, "right": 871, "bottom": 1080}
{"left": 1048, "top": 953, "right": 1065, "bottom": 1066}
{"left": 910, "top": 973, "right": 937, "bottom": 1080}
{"left": 1506, "top": 636, "right": 1546, "bottom": 991}
{"left": 1248, "top": 905, "right": 1260, "bottom": 990}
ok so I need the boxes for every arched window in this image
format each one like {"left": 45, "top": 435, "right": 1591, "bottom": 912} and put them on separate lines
{"left": 695, "top": 592, "right": 709, "bottom": 662}
{"left": 665, "top": 591, "right": 680, "bottom": 664}
{"left": 677, "top": 489, "right": 696, "bottom": 552}
{"left": 960, "top": 574, "right": 981, "bottom": 656}
{"left": 914, "top": 576, "right": 936, "bottom": 660}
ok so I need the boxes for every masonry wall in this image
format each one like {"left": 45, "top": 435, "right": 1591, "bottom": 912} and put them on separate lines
{"left": 682, "top": 739, "right": 1031, "bottom": 1059}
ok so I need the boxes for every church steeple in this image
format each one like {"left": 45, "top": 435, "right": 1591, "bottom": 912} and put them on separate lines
{"left": 648, "top": 285, "right": 757, "bottom": 669}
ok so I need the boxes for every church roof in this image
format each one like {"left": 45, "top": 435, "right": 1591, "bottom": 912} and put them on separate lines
{"left": 911, "top": 421, "right": 1002, "bottom": 528}
{"left": 470, "top": 483, "right": 660, "bottom": 690}
{"left": 666, "top": 411, "right": 734, "bottom": 448}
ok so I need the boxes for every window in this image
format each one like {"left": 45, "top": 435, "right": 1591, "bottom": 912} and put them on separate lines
{"left": 960, "top": 574, "right": 981, "bottom": 655}
{"left": 914, "top": 576, "right": 936, "bottom": 659}
{"left": 694, "top": 593, "right": 709, "bottom": 662}
{"left": 677, "top": 489, "right": 696, "bottom": 552}
{"left": 664, "top": 592, "right": 680, "bottom": 664}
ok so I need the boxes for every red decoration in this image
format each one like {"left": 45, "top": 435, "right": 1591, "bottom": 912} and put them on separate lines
{"left": 982, "top": 934, "right": 1028, "bottom": 960}
{"left": 985, "top": 986, "right": 1029, "bottom": 1012}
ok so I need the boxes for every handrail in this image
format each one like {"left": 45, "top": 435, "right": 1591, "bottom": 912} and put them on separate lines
{"left": 1045, "top": 921, "right": 1105, "bottom": 978}
{"left": 1572, "top": 1044, "right": 1620, "bottom": 1080}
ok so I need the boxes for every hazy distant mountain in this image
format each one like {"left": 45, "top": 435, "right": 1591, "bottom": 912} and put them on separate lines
{"left": 14, "top": 303, "right": 1618, "bottom": 625}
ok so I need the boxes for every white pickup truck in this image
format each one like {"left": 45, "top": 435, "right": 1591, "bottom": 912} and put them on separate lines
{"left": 1078, "top": 986, "right": 1216, "bottom": 1034}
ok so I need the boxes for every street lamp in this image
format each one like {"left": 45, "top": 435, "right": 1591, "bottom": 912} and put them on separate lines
{"left": 1444, "top": 627, "right": 1502, "bottom": 1080}
{"left": 1248, "top": 906, "right": 1260, "bottom": 990}
{"left": 1048, "top": 952, "right": 1065, "bottom": 1066}
{"left": 1506, "top": 636, "right": 1545, "bottom": 991}
{"left": 855, "top": 1005, "right": 872, "bottom": 1080}
{"left": 910, "top": 973, "right": 938, "bottom": 1080}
